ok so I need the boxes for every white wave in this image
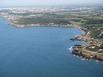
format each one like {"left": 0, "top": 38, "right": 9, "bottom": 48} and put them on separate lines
{"left": 68, "top": 46, "right": 73, "bottom": 53}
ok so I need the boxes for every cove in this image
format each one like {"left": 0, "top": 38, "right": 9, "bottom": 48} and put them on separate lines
{"left": 0, "top": 17, "right": 103, "bottom": 77}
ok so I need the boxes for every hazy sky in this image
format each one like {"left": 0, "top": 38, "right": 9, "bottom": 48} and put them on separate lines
{"left": 0, "top": 0, "right": 103, "bottom": 7}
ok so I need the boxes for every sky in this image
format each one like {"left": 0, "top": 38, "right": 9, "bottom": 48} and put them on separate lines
{"left": 0, "top": 0, "right": 103, "bottom": 7}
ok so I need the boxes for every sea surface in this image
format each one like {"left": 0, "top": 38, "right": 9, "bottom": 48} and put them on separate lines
{"left": 0, "top": 17, "right": 103, "bottom": 77}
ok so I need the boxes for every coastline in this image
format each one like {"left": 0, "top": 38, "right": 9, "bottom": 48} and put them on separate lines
{"left": 0, "top": 15, "right": 74, "bottom": 28}
{"left": 71, "top": 27, "right": 103, "bottom": 61}
{"left": 1, "top": 15, "right": 103, "bottom": 61}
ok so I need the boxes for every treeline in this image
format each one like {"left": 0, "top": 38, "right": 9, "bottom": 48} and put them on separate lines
{"left": 16, "top": 17, "right": 71, "bottom": 25}
{"left": 84, "top": 19, "right": 103, "bottom": 24}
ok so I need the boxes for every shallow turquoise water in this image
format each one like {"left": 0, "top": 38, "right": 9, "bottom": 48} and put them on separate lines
{"left": 0, "top": 17, "right": 103, "bottom": 77}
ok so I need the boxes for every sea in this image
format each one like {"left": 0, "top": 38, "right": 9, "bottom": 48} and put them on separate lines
{"left": 0, "top": 17, "right": 103, "bottom": 77}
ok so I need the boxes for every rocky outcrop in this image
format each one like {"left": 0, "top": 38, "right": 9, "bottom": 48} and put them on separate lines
{"left": 72, "top": 45, "right": 103, "bottom": 61}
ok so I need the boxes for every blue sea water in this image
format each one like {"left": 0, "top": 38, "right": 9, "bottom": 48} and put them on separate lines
{"left": 0, "top": 17, "right": 103, "bottom": 77}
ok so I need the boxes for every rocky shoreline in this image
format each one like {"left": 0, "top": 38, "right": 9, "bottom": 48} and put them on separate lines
{"left": 71, "top": 27, "right": 103, "bottom": 61}
{"left": 72, "top": 45, "right": 103, "bottom": 61}
{"left": 10, "top": 23, "right": 74, "bottom": 28}
{"left": 1, "top": 15, "right": 103, "bottom": 61}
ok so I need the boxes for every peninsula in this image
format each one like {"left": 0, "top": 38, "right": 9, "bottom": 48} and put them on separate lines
{"left": 0, "top": 6, "right": 103, "bottom": 61}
